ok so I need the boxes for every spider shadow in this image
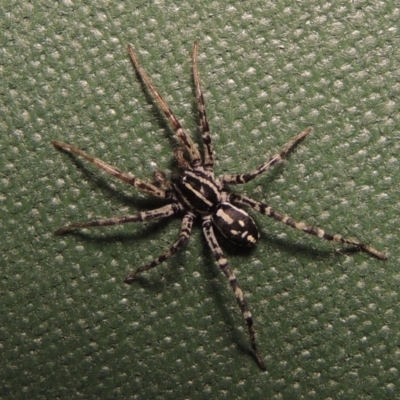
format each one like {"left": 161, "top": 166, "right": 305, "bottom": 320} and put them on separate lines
{"left": 68, "top": 216, "right": 183, "bottom": 290}
{"left": 57, "top": 148, "right": 168, "bottom": 210}
{"left": 199, "top": 228, "right": 357, "bottom": 368}
{"left": 199, "top": 230, "right": 263, "bottom": 367}
{"left": 55, "top": 149, "right": 188, "bottom": 288}
{"left": 258, "top": 229, "right": 364, "bottom": 261}
{"left": 129, "top": 55, "right": 191, "bottom": 158}
{"left": 129, "top": 47, "right": 299, "bottom": 187}
{"left": 129, "top": 226, "right": 190, "bottom": 291}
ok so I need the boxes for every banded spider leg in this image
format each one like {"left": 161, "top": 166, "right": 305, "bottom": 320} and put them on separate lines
{"left": 53, "top": 41, "right": 386, "bottom": 373}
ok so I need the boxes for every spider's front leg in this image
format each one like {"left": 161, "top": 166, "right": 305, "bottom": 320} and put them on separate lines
{"left": 127, "top": 45, "right": 201, "bottom": 167}
{"left": 202, "top": 218, "right": 266, "bottom": 371}
{"left": 192, "top": 41, "right": 214, "bottom": 171}
{"left": 231, "top": 193, "right": 387, "bottom": 260}
{"left": 52, "top": 140, "right": 167, "bottom": 199}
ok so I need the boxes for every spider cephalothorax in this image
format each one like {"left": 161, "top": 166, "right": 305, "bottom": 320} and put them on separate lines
{"left": 52, "top": 42, "right": 386, "bottom": 371}
{"left": 171, "top": 165, "right": 259, "bottom": 246}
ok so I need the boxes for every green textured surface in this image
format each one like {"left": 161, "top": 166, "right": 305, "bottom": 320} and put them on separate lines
{"left": 1, "top": 0, "right": 400, "bottom": 398}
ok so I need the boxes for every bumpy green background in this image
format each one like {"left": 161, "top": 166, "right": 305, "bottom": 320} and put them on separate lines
{"left": 1, "top": 1, "right": 400, "bottom": 398}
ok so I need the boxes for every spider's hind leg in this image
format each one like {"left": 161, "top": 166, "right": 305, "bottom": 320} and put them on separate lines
{"left": 202, "top": 217, "right": 266, "bottom": 371}
{"left": 231, "top": 193, "right": 387, "bottom": 260}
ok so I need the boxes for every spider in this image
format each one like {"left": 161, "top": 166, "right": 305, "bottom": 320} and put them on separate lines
{"left": 52, "top": 41, "right": 387, "bottom": 371}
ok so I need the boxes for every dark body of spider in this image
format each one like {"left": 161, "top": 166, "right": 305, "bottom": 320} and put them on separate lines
{"left": 52, "top": 42, "right": 386, "bottom": 371}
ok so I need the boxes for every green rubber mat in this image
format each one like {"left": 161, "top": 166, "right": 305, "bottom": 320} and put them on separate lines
{"left": 1, "top": 1, "right": 399, "bottom": 398}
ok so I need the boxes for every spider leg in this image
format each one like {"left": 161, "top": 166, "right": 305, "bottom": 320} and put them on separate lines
{"left": 125, "top": 212, "right": 195, "bottom": 283}
{"left": 192, "top": 41, "right": 214, "bottom": 171}
{"left": 174, "top": 148, "right": 192, "bottom": 170}
{"left": 54, "top": 203, "right": 181, "bottom": 235}
{"left": 222, "top": 127, "right": 311, "bottom": 185}
{"left": 127, "top": 45, "right": 201, "bottom": 166}
{"left": 202, "top": 217, "right": 266, "bottom": 371}
{"left": 52, "top": 141, "right": 167, "bottom": 199}
{"left": 153, "top": 170, "right": 170, "bottom": 189}
{"left": 231, "top": 193, "right": 387, "bottom": 260}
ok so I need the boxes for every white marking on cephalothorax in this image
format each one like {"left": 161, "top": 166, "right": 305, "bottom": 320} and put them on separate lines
{"left": 182, "top": 182, "right": 213, "bottom": 207}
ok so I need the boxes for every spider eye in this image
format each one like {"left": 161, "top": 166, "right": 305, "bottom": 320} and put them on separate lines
{"left": 213, "top": 202, "right": 259, "bottom": 247}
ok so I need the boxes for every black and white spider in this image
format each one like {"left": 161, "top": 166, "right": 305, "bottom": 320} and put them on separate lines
{"left": 52, "top": 42, "right": 387, "bottom": 371}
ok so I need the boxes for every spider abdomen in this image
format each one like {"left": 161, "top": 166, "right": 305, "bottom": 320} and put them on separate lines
{"left": 172, "top": 170, "right": 221, "bottom": 214}
{"left": 213, "top": 202, "right": 259, "bottom": 247}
